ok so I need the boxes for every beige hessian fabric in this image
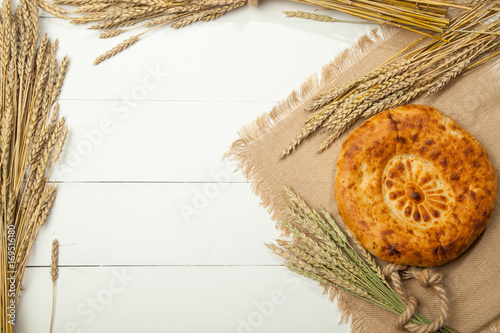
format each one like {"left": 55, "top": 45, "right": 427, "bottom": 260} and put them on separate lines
{"left": 228, "top": 27, "right": 500, "bottom": 333}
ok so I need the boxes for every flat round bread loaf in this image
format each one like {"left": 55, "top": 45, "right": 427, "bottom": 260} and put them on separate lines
{"left": 335, "top": 105, "right": 497, "bottom": 266}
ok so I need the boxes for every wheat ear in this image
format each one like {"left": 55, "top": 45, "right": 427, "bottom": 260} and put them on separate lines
{"left": 50, "top": 239, "right": 59, "bottom": 333}
{"left": 94, "top": 34, "right": 139, "bottom": 65}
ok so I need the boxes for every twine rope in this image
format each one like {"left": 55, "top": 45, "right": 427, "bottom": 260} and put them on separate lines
{"left": 383, "top": 264, "right": 449, "bottom": 333}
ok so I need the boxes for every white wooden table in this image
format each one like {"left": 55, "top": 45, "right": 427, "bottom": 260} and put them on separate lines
{"left": 18, "top": 2, "right": 374, "bottom": 331}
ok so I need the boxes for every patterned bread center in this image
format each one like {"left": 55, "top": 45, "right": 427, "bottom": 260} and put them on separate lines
{"left": 383, "top": 155, "right": 453, "bottom": 223}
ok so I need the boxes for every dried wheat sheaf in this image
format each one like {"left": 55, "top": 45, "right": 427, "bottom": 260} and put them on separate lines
{"left": 0, "top": 0, "right": 69, "bottom": 329}
{"left": 269, "top": 187, "right": 457, "bottom": 333}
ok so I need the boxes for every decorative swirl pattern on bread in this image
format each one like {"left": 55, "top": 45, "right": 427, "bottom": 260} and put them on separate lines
{"left": 383, "top": 155, "right": 453, "bottom": 224}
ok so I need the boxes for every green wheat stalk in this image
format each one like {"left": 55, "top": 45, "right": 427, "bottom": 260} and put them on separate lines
{"left": 267, "top": 187, "right": 459, "bottom": 333}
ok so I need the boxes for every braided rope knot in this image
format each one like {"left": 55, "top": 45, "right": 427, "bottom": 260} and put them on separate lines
{"left": 384, "top": 264, "right": 449, "bottom": 333}
{"left": 418, "top": 269, "right": 443, "bottom": 288}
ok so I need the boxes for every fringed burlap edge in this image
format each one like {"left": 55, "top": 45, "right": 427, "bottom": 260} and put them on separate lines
{"left": 226, "top": 26, "right": 500, "bottom": 333}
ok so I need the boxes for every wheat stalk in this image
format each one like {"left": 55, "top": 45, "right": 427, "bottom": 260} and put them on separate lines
{"left": 50, "top": 239, "right": 59, "bottom": 283}
{"left": 99, "top": 29, "right": 126, "bottom": 39}
{"left": 282, "top": 2, "right": 500, "bottom": 157}
{"left": 93, "top": 34, "right": 139, "bottom": 65}
{"left": 284, "top": 10, "right": 367, "bottom": 23}
{"left": 50, "top": 239, "right": 59, "bottom": 333}
{"left": 269, "top": 187, "right": 458, "bottom": 332}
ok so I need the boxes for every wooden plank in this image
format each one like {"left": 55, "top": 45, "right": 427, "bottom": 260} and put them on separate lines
{"left": 50, "top": 100, "right": 272, "bottom": 182}
{"left": 17, "top": 266, "right": 350, "bottom": 333}
{"left": 28, "top": 183, "right": 282, "bottom": 267}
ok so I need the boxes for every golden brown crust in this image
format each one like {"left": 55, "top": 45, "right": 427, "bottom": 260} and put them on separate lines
{"left": 334, "top": 105, "right": 498, "bottom": 266}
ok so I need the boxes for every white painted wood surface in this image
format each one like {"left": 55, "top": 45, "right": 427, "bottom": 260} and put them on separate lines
{"left": 18, "top": 2, "right": 375, "bottom": 332}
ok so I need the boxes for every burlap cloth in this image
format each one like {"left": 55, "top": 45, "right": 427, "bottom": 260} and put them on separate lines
{"left": 228, "top": 27, "right": 500, "bottom": 333}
